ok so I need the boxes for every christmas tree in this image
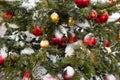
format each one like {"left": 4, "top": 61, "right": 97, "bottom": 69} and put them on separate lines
{"left": 0, "top": 0, "right": 120, "bottom": 80}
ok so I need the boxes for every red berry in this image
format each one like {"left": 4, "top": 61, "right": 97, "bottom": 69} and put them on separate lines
{"left": 74, "top": 0, "right": 90, "bottom": 8}
{"left": 96, "top": 13, "right": 109, "bottom": 23}
{"left": 104, "top": 40, "right": 110, "bottom": 47}
{"left": 88, "top": 10, "right": 97, "bottom": 20}
{"left": 32, "top": 27, "right": 43, "bottom": 36}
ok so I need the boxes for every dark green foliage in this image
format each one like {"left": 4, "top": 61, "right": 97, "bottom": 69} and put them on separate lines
{"left": 0, "top": 0, "right": 120, "bottom": 79}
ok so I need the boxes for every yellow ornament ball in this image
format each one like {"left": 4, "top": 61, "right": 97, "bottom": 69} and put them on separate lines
{"left": 40, "top": 40, "right": 49, "bottom": 48}
{"left": 50, "top": 12, "right": 60, "bottom": 23}
{"left": 68, "top": 17, "right": 75, "bottom": 26}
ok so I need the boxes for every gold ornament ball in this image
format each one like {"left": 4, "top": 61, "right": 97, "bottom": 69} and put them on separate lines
{"left": 68, "top": 17, "right": 75, "bottom": 26}
{"left": 40, "top": 40, "right": 49, "bottom": 48}
{"left": 50, "top": 12, "right": 60, "bottom": 23}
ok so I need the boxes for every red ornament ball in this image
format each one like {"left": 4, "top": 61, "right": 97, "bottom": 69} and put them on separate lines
{"left": 88, "top": 10, "right": 97, "bottom": 20}
{"left": 96, "top": 13, "right": 109, "bottom": 23}
{"left": 23, "top": 70, "right": 31, "bottom": 80}
{"left": 104, "top": 40, "right": 110, "bottom": 47}
{"left": 51, "top": 38, "right": 61, "bottom": 46}
{"left": 68, "top": 36, "right": 78, "bottom": 43}
{"left": 32, "top": 27, "right": 43, "bottom": 36}
{"left": 74, "top": 0, "right": 90, "bottom": 8}
{"left": 83, "top": 37, "right": 97, "bottom": 47}
{"left": 0, "top": 56, "right": 5, "bottom": 65}
{"left": 108, "top": 0, "right": 116, "bottom": 3}
{"left": 3, "top": 13, "right": 14, "bottom": 18}
{"left": 51, "top": 38, "right": 66, "bottom": 48}
{"left": 62, "top": 66, "right": 76, "bottom": 80}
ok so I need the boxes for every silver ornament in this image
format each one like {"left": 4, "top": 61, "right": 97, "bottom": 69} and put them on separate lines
{"left": 32, "top": 62, "right": 47, "bottom": 79}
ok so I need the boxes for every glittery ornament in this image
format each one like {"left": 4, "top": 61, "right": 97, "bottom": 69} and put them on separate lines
{"left": 32, "top": 63, "right": 47, "bottom": 79}
{"left": 62, "top": 66, "right": 76, "bottom": 80}
{"left": 68, "top": 17, "right": 75, "bottom": 26}
{"left": 40, "top": 40, "right": 49, "bottom": 48}
{"left": 74, "top": 0, "right": 90, "bottom": 8}
{"left": 96, "top": 13, "right": 109, "bottom": 23}
{"left": 32, "top": 27, "right": 43, "bottom": 36}
{"left": 88, "top": 10, "right": 97, "bottom": 20}
{"left": 50, "top": 12, "right": 60, "bottom": 23}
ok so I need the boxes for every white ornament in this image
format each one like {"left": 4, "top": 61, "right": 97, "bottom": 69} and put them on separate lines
{"left": 21, "top": 48, "right": 34, "bottom": 54}
{"left": 63, "top": 66, "right": 75, "bottom": 78}
{"left": 41, "top": 74, "right": 59, "bottom": 80}
{"left": 104, "top": 74, "right": 116, "bottom": 80}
